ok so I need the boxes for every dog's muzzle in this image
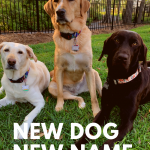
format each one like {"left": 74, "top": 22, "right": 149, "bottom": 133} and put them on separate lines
{"left": 56, "top": 9, "right": 68, "bottom": 23}
{"left": 113, "top": 53, "right": 129, "bottom": 68}
{"left": 6, "top": 58, "right": 16, "bottom": 70}
{"left": 117, "top": 53, "right": 129, "bottom": 63}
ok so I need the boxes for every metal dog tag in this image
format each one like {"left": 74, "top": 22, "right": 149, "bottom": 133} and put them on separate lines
{"left": 72, "top": 45, "right": 79, "bottom": 51}
{"left": 22, "top": 85, "right": 29, "bottom": 91}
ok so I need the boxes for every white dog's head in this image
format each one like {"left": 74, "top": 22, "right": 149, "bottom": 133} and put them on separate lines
{"left": 0, "top": 42, "right": 37, "bottom": 71}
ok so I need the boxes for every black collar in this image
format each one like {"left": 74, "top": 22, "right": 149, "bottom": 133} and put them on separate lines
{"left": 60, "top": 31, "right": 81, "bottom": 40}
{"left": 8, "top": 69, "right": 30, "bottom": 83}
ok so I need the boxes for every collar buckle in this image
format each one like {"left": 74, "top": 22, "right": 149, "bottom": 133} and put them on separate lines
{"left": 114, "top": 80, "right": 117, "bottom": 85}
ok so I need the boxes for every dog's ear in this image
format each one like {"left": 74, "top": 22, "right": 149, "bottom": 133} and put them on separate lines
{"left": 98, "top": 37, "right": 111, "bottom": 61}
{"left": 80, "top": 0, "right": 90, "bottom": 16}
{"left": 44, "top": 0, "right": 54, "bottom": 17}
{"left": 139, "top": 39, "right": 147, "bottom": 69}
{"left": 25, "top": 45, "right": 37, "bottom": 62}
{"left": 0, "top": 42, "right": 6, "bottom": 52}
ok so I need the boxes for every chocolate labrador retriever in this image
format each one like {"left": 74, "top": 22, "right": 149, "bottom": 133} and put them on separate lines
{"left": 72, "top": 30, "right": 150, "bottom": 150}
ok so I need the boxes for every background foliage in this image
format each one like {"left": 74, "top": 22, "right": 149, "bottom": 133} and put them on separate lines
{"left": 0, "top": 0, "right": 150, "bottom": 33}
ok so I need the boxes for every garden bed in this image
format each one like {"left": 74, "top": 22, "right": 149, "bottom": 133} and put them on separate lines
{"left": 0, "top": 24, "right": 146, "bottom": 45}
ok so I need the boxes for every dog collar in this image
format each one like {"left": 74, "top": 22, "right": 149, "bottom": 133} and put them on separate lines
{"left": 60, "top": 31, "right": 81, "bottom": 40}
{"left": 9, "top": 69, "right": 30, "bottom": 83}
{"left": 113, "top": 66, "right": 141, "bottom": 85}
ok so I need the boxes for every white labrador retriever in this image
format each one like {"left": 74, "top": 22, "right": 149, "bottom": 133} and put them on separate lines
{"left": 0, "top": 42, "right": 50, "bottom": 139}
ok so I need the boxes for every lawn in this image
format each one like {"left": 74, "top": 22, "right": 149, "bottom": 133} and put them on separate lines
{"left": 0, "top": 25, "right": 150, "bottom": 150}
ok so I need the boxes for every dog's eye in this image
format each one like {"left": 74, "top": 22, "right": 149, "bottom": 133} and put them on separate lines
{"left": 4, "top": 49, "right": 9, "bottom": 52}
{"left": 132, "top": 42, "right": 137, "bottom": 46}
{"left": 18, "top": 51, "right": 23, "bottom": 54}
{"left": 54, "top": 0, "right": 58, "bottom": 2}
{"left": 115, "top": 38, "right": 120, "bottom": 43}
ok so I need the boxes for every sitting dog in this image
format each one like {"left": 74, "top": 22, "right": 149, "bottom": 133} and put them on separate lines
{"left": 73, "top": 30, "right": 150, "bottom": 150}
{"left": 44, "top": 0, "right": 102, "bottom": 116}
{"left": 0, "top": 42, "right": 50, "bottom": 139}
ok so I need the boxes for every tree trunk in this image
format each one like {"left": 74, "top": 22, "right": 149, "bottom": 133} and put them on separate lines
{"left": 116, "top": 0, "right": 121, "bottom": 23}
{"left": 123, "top": 0, "right": 134, "bottom": 24}
{"left": 149, "top": 5, "right": 150, "bottom": 17}
{"left": 103, "top": 0, "right": 111, "bottom": 23}
{"left": 137, "top": 0, "right": 145, "bottom": 23}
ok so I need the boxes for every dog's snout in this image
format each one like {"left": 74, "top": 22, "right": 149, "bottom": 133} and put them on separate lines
{"left": 56, "top": 9, "right": 66, "bottom": 17}
{"left": 118, "top": 53, "right": 128, "bottom": 62}
{"left": 8, "top": 58, "right": 16, "bottom": 66}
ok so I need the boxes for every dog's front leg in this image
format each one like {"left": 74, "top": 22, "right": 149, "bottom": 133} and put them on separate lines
{"left": 99, "top": 120, "right": 134, "bottom": 150}
{"left": 99, "top": 104, "right": 137, "bottom": 150}
{"left": 73, "top": 104, "right": 113, "bottom": 150}
{"left": 55, "top": 67, "right": 64, "bottom": 111}
{"left": 73, "top": 87, "right": 114, "bottom": 150}
{"left": 0, "top": 96, "right": 16, "bottom": 108}
{"left": 85, "top": 67, "right": 100, "bottom": 117}
{"left": 17, "top": 93, "right": 45, "bottom": 139}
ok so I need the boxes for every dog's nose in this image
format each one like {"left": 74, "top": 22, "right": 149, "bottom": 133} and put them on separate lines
{"left": 8, "top": 58, "right": 16, "bottom": 66}
{"left": 118, "top": 53, "right": 128, "bottom": 62}
{"left": 56, "top": 9, "right": 66, "bottom": 17}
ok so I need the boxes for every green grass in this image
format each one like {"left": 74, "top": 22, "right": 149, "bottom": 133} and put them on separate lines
{"left": 0, "top": 25, "right": 150, "bottom": 150}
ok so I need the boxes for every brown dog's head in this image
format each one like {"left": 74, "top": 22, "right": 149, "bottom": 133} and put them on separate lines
{"left": 98, "top": 30, "right": 147, "bottom": 79}
{"left": 44, "top": 0, "right": 90, "bottom": 29}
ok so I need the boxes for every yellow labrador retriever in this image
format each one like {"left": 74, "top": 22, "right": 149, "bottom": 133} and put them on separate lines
{"left": 44, "top": 0, "right": 102, "bottom": 116}
{"left": 0, "top": 42, "right": 50, "bottom": 139}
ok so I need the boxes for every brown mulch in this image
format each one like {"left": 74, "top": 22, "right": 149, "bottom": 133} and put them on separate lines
{"left": 91, "top": 24, "right": 146, "bottom": 35}
{"left": 0, "top": 32, "right": 54, "bottom": 45}
{"left": 0, "top": 24, "right": 147, "bottom": 45}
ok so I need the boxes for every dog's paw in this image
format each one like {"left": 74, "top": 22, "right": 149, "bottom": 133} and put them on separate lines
{"left": 55, "top": 100, "right": 64, "bottom": 111}
{"left": 93, "top": 108, "right": 100, "bottom": 117}
{"left": 55, "top": 104, "right": 63, "bottom": 111}
{"left": 17, "top": 132, "right": 24, "bottom": 139}
{"left": 16, "top": 124, "right": 27, "bottom": 139}
{"left": 77, "top": 97, "right": 85, "bottom": 109}
{"left": 79, "top": 102, "right": 86, "bottom": 109}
